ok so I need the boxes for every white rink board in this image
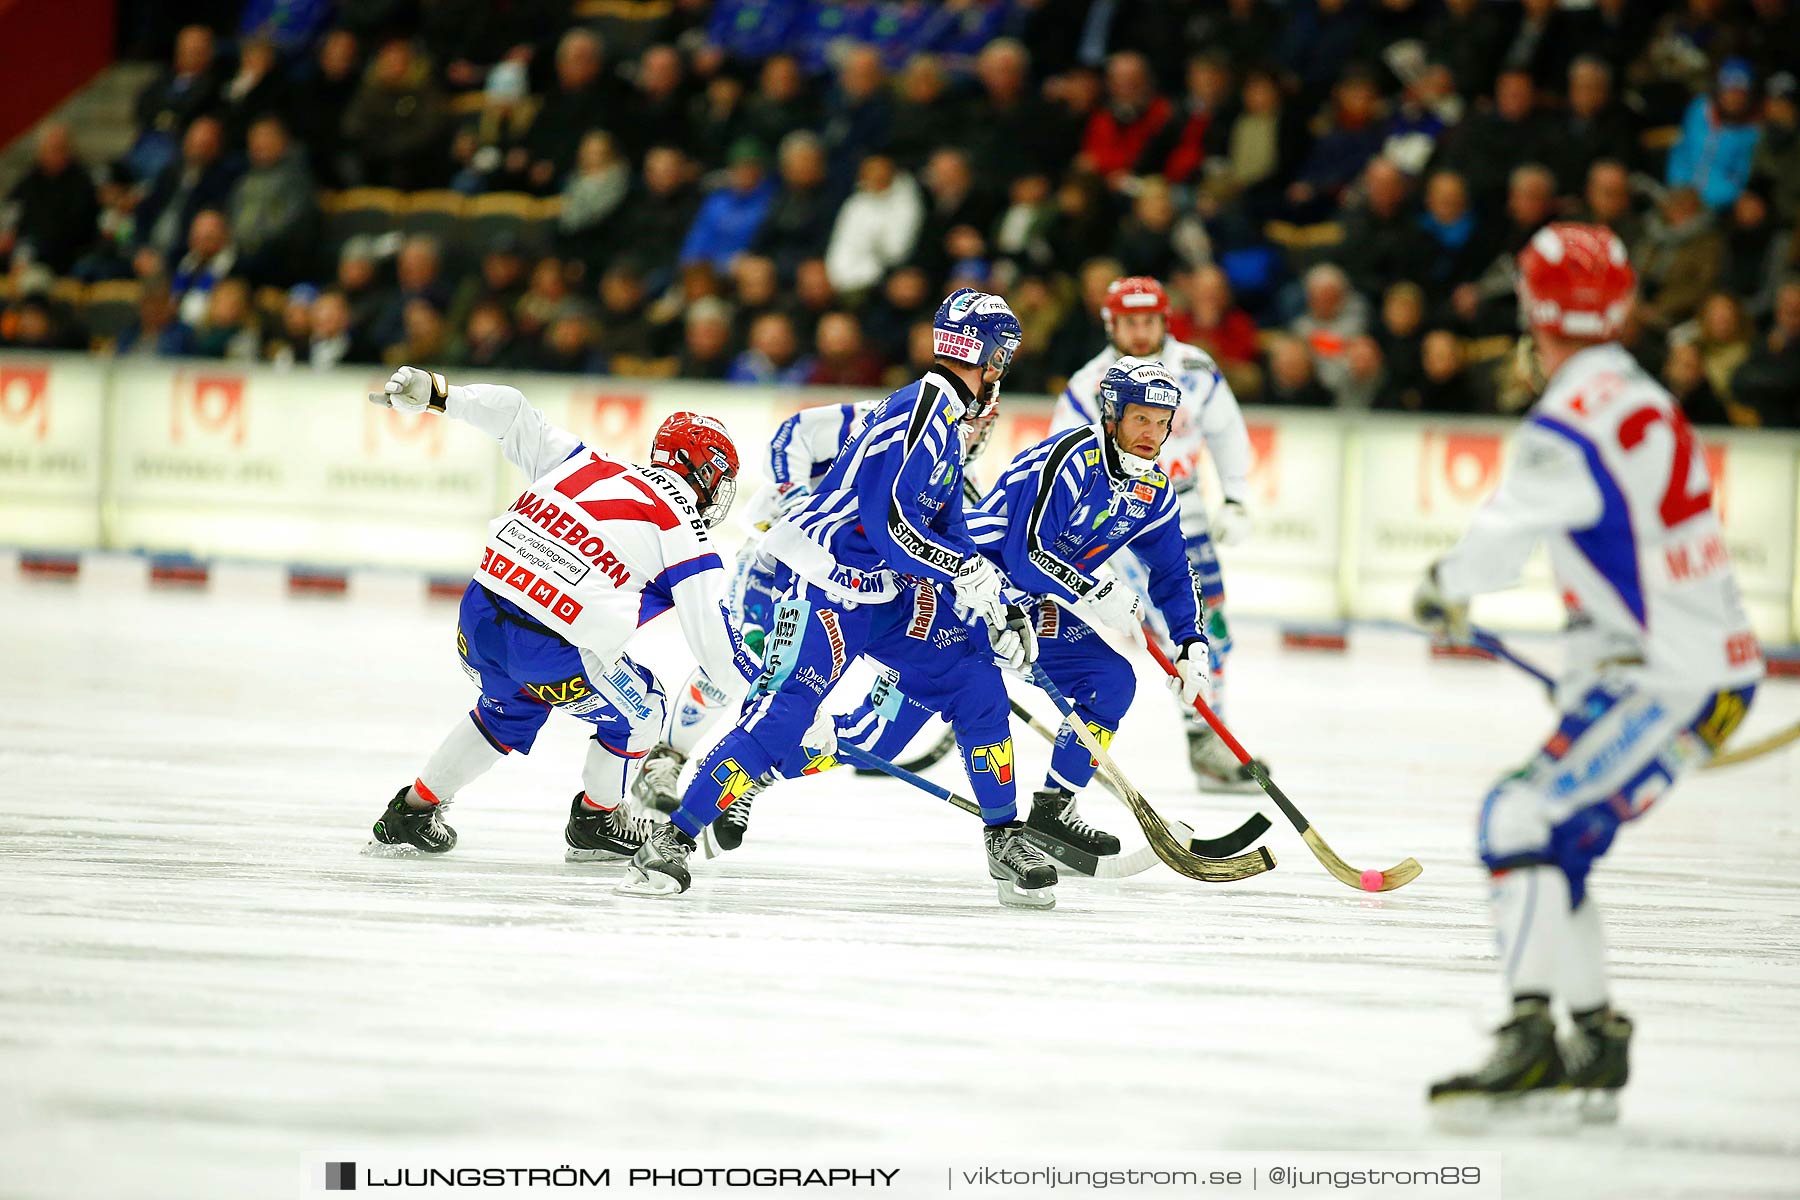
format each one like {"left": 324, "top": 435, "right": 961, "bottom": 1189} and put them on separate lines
{"left": 1, "top": 578, "right": 1797, "bottom": 1199}
{"left": 3, "top": 352, "right": 1797, "bottom": 641}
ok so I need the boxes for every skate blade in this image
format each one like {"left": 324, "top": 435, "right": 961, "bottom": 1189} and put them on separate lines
{"left": 615, "top": 866, "right": 685, "bottom": 897}
{"left": 564, "top": 846, "right": 632, "bottom": 863}
{"left": 1430, "top": 1090, "right": 1579, "bottom": 1135}
{"left": 1574, "top": 1089, "right": 1621, "bottom": 1124}
{"left": 362, "top": 840, "right": 422, "bottom": 858}
{"left": 994, "top": 879, "right": 1056, "bottom": 910}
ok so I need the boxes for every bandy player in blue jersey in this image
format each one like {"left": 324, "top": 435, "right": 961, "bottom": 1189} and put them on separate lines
{"left": 620, "top": 290, "right": 1052, "bottom": 905}
{"left": 1053, "top": 276, "right": 1259, "bottom": 790}
{"left": 626, "top": 399, "right": 882, "bottom": 814}
{"left": 632, "top": 394, "right": 975, "bottom": 819}
{"left": 824, "top": 358, "right": 1213, "bottom": 864}
{"left": 1418, "top": 225, "right": 1763, "bottom": 1129}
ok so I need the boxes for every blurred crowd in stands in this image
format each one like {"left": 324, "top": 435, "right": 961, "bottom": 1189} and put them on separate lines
{"left": 3, "top": 0, "right": 1798, "bottom": 426}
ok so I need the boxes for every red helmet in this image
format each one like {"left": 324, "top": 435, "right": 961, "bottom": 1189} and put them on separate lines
{"left": 651, "top": 411, "right": 740, "bottom": 527}
{"left": 1517, "top": 223, "right": 1636, "bottom": 341}
{"left": 1100, "top": 276, "right": 1170, "bottom": 340}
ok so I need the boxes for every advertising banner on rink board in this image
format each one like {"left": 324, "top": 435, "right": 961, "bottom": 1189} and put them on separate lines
{"left": 3, "top": 352, "right": 1796, "bottom": 640}
{"left": 105, "top": 363, "right": 502, "bottom": 570}
{"left": 0, "top": 356, "right": 107, "bottom": 547}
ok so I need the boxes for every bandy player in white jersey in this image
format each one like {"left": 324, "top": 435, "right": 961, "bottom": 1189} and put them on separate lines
{"left": 362, "top": 366, "right": 756, "bottom": 862}
{"left": 1051, "top": 275, "right": 1261, "bottom": 789}
{"left": 1416, "top": 225, "right": 1763, "bottom": 1128}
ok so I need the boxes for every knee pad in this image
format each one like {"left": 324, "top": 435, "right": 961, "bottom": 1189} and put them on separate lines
{"left": 585, "top": 659, "right": 668, "bottom": 756}
{"left": 472, "top": 696, "right": 548, "bottom": 754}
{"left": 1549, "top": 799, "right": 1629, "bottom": 910}
{"left": 1477, "top": 776, "right": 1555, "bottom": 875}
{"left": 1087, "top": 666, "right": 1134, "bottom": 729}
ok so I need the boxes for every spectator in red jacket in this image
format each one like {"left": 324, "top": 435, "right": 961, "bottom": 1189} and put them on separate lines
{"left": 1138, "top": 53, "right": 1233, "bottom": 185}
{"left": 1171, "top": 264, "right": 1259, "bottom": 368}
{"left": 807, "top": 311, "right": 885, "bottom": 386}
{"left": 1080, "top": 51, "right": 1171, "bottom": 184}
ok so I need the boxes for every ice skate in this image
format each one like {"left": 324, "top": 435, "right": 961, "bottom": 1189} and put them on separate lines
{"left": 705, "top": 781, "right": 767, "bottom": 854}
{"left": 630, "top": 743, "right": 686, "bottom": 814}
{"left": 366, "top": 787, "right": 456, "bottom": 856}
{"left": 984, "top": 822, "right": 1058, "bottom": 909}
{"left": 564, "top": 792, "right": 655, "bottom": 862}
{"left": 617, "top": 822, "right": 695, "bottom": 896}
{"left": 1025, "top": 788, "right": 1120, "bottom": 858}
{"left": 1429, "top": 1000, "right": 1573, "bottom": 1133}
{"left": 1562, "top": 1007, "right": 1633, "bottom": 1124}
{"left": 1186, "top": 726, "right": 1266, "bottom": 793}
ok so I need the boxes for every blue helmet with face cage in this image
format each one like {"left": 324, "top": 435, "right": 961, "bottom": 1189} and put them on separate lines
{"left": 930, "top": 289, "right": 1023, "bottom": 377}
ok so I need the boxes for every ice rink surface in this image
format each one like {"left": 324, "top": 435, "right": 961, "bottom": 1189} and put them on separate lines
{"left": 2, "top": 573, "right": 1797, "bottom": 1200}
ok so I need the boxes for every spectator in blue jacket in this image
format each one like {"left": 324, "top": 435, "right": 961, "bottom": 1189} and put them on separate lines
{"left": 1668, "top": 59, "right": 1764, "bottom": 210}
{"left": 679, "top": 139, "right": 779, "bottom": 272}
{"left": 116, "top": 278, "right": 199, "bottom": 357}
{"left": 821, "top": 44, "right": 895, "bottom": 189}
{"left": 792, "top": 0, "right": 877, "bottom": 77}
{"left": 703, "top": 0, "right": 806, "bottom": 68}
{"left": 728, "top": 311, "right": 815, "bottom": 383}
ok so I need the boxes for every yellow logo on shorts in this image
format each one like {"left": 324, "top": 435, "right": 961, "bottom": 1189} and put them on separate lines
{"left": 711, "top": 758, "right": 759, "bottom": 810}
{"left": 523, "top": 675, "right": 593, "bottom": 706}
{"left": 1697, "top": 689, "right": 1749, "bottom": 751}
{"left": 800, "top": 751, "right": 838, "bottom": 776}
{"left": 1084, "top": 721, "right": 1115, "bottom": 768}
{"left": 971, "top": 739, "right": 1015, "bottom": 786}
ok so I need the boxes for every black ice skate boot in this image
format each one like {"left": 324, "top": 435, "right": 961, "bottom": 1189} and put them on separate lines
{"left": 617, "top": 822, "right": 696, "bottom": 896}
{"left": 369, "top": 787, "right": 457, "bottom": 855}
{"left": 1429, "top": 997, "right": 1572, "bottom": 1132}
{"left": 630, "top": 743, "right": 687, "bottom": 814}
{"left": 1186, "top": 725, "right": 1266, "bottom": 793}
{"left": 1025, "top": 788, "right": 1121, "bottom": 859}
{"left": 984, "top": 821, "right": 1058, "bottom": 910}
{"left": 706, "top": 777, "right": 769, "bottom": 853}
{"left": 564, "top": 792, "right": 656, "bottom": 862}
{"left": 1562, "top": 1006, "right": 1633, "bottom": 1124}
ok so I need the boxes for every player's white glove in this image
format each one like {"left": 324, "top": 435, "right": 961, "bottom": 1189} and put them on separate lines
{"left": 368, "top": 365, "right": 448, "bottom": 414}
{"left": 1167, "top": 638, "right": 1213, "bottom": 709}
{"left": 1413, "top": 562, "right": 1471, "bottom": 644}
{"left": 1072, "top": 574, "right": 1144, "bottom": 639}
{"left": 1213, "top": 499, "right": 1251, "bottom": 546}
{"left": 951, "top": 553, "right": 1007, "bottom": 626}
{"left": 987, "top": 603, "right": 1039, "bottom": 673}
{"left": 800, "top": 708, "right": 838, "bottom": 758}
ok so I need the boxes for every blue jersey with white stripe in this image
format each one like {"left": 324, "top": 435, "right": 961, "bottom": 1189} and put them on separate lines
{"left": 762, "top": 370, "right": 974, "bottom": 601}
{"left": 969, "top": 427, "right": 1206, "bottom": 643}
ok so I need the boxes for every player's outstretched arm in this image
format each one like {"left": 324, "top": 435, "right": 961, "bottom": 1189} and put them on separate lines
{"left": 369, "top": 366, "right": 580, "bottom": 482}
